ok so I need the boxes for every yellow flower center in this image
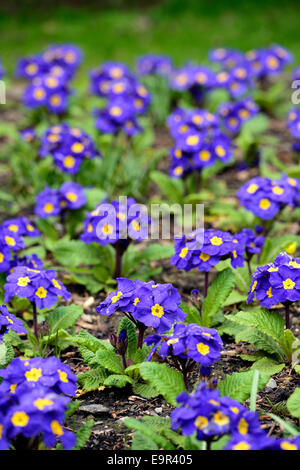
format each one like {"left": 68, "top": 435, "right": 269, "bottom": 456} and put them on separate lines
{"left": 8, "top": 224, "right": 18, "bottom": 232}
{"left": 199, "top": 252, "right": 210, "bottom": 261}
{"left": 210, "top": 236, "right": 223, "bottom": 246}
{"left": 35, "top": 286, "right": 47, "bottom": 298}
{"left": 64, "top": 156, "right": 76, "bottom": 168}
{"left": 197, "top": 343, "right": 210, "bottom": 355}
{"left": 10, "top": 384, "right": 17, "bottom": 394}
{"left": 58, "top": 369, "right": 69, "bottom": 383}
{"left": 102, "top": 224, "right": 114, "bottom": 235}
{"left": 272, "top": 186, "right": 284, "bottom": 195}
{"left": 5, "top": 236, "right": 16, "bottom": 247}
{"left": 238, "top": 418, "right": 249, "bottom": 435}
{"left": 25, "top": 368, "right": 42, "bottom": 382}
{"left": 179, "top": 247, "right": 188, "bottom": 258}
{"left": 44, "top": 202, "right": 54, "bottom": 214}
{"left": 186, "top": 135, "right": 199, "bottom": 146}
{"left": 251, "top": 280, "right": 257, "bottom": 292}
{"left": 247, "top": 184, "right": 258, "bottom": 194}
{"left": 133, "top": 297, "right": 140, "bottom": 306}
{"left": 266, "top": 286, "right": 273, "bottom": 298}
{"left": 71, "top": 142, "right": 84, "bottom": 153}
{"left": 233, "top": 441, "right": 251, "bottom": 450}
{"left": 280, "top": 441, "right": 297, "bottom": 450}
{"left": 66, "top": 192, "right": 78, "bottom": 202}
{"left": 51, "top": 420, "right": 64, "bottom": 436}
{"left": 111, "top": 291, "right": 122, "bottom": 303}
{"left": 110, "top": 106, "right": 122, "bottom": 117}
{"left": 167, "top": 338, "right": 179, "bottom": 346}
{"left": 283, "top": 278, "right": 295, "bottom": 290}
{"left": 17, "top": 276, "right": 31, "bottom": 287}
{"left": 52, "top": 279, "right": 62, "bottom": 289}
{"left": 34, "top": 398, "right": 54, "bottom": 410}
{"left": 151, "top": 304, "right": 164, "bottom": 318}
{"left": 199, "top": 150, "right": 211, "bottom": 161}
{"left": 215, "top": 145, "right": 226, "bottom": 157}
{"left": 11, "top": 411, "right": 29, "bottom": 427}
{"left": 195, "top": 416, "right": 208, "bottom": 429}
{"left": 0, "top": 253, "right": 3, "bottom": 263}
{"left": 213, "top": 411, "right": 229, "bottom": 426}
{"left": 259, "top": 198, "right": 271, "bottom": 210}
{"left": 289, "top": 260, "right": 300, "bottom": 268}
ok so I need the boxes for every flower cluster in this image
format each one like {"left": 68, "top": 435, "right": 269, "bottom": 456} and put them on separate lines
{"left": 16, "top": 44, "right": 82, "bottom": 113}
{"left": 136, "top": 54, "right": 173, "bottom": 77}
{"left": 35, "top": 183, "right": 86, "bottom": 219}
{"left": 81, "top": 197, "right": 150, "bottom": 245}
{"left": 170, "top": 64, "right": 216, "bottom": 104}
{"left": 245, "top": 45, "right": 292, "bottom": 79}
{"left": 247, "top": 252, "right": 300, "bottom": 308}
{"left": 287, "top": 108, "right": 300, "bottom": 152}
{"left": 39, "top": 122, "right": 101, "bottom": 174}
{"left": 237, "top": 175, "right": 300, "bottom": 220}
{"left": 171, "top": 227, "right": 263, "bottom": 273}
{"left": 4, "top": 266, "right": 71, "bottom": 310}
{"left": 0, "top": 305, "right": 27, "bottom": 341}
{"left": 0, "top": 218, "right": 40, "bottom": 273}
{"left": 96, "top": 278, "right": 186, "bottom": 333}
{"left": 0, "top": 356, "right": 77, "bottom": 449}
{"left": 90, "top": 61, "right": 151, "bottom": 136}
{"left": 171, "top": 381, "right": 273, "bottom": 450}
{"left": 145, "top": 322, "right": 223, "bottom": 369}
{"left": 167, "top": 107, "right": 232, "bottom": 178}
{"left": 218, "top": 98, "right": 258, "bottom": 134}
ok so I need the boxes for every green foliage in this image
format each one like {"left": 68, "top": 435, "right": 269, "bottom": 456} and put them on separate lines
{"left": 218, "top": 369, "right": 270, "bottom": 402}
{"left": 103, "top": 374, "right": 133, "bottom": 388}
{"left": 124, "top": 417, "right": 176, "bottom": 450}
{"left": 73, "top": 420, "right": 94, "bottom": 450}
{"left": 47, "top": 305, "right": 83, "bottom": 333}
{"left": 139, "top": 362, "right": 186, "bottom": 405}
{"left": 77, "top": 367, "right": 108, "bottom": 391}
{"left": 260, "top": 235, "right": 300, "bottom": 265}
{"left": 287, "top": 388, "right": 300, "bottom": 419}
{"left": 201, "top": 268, "right": 235, "bottom": 327}
{"left": 0, "top": 342, "right": 14, "bottom": 369}
{"left": 226, "top": 309, "right": 296, "bottom": 363}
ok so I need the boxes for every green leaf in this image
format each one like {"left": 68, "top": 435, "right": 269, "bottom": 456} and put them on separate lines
{"left": 132, "top": 432, "right": 159, "bottom": 450}
{"left": 103, "top": 374, "right": 133, "bottom": 388}
{"left": 223, "top": 291, "right": 247, "bottom": 307}
{"left": 132, "top": 382, "right": 159, "bottom": 399}
{"left": 294, "top": 365, "right": 300, "bottom": 374}
{"left": 117, "top": 317, "right": 137, "bottom": 360}
{"left": 150, "top": 171, "right": 184, "bottom": 204}
{"left": 95, "top": 349, "right": 124, "bottom": 374}
{"left": 236, "top": 328, "right": 285, "bottom": 361}
{"left": 181, "top": 302, "right": 201, "bottom": 326}
{"left": 266, "top": 413, "right": 299, "bottom": 437}
{"left": 251, "top": 358, "right": 285, "bottom": 375}
{"left": 287, "top": 388, "right": 300, "bottom": 418}
{"left": 47, "top": 305, "right": 83, "bottom": 333}
{"left": 0, "top": 342, "right": 14, "bottom": 369}
{"left": 139, "top": 243, "right": 175, "bottom": 261}
{"left": 139, "top": 362, "right": 186, "bottom": 406}
{"left": 227, "top": 309, "right": 284, "bottom": 344}
{"left": 124, "top": 418, "right": 175, "bottom": 450}
{"left": 76, "top": 329, "right": 112, "bottom": 353}
{"left": 232, "top": 265, "right": 251, "bottom": 294}
{"left": 201, "top": 268, "right": 235, "bottom": 327}
{"left": 51, "top": 238, "right": 110, "bottom": 268}
{"left": 77, "top": 367, "right": 108, "bottom": 391}
{"left": 73, "top": 420, "right": 94, "bottom": 450}
{"left": 218, "top": 369, "right": 270, "bottom": 403}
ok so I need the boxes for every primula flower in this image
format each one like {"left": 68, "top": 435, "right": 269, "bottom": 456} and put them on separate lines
{"left": 218, "top": 98, "right": 258, "bottom": 134}
{"left": 0, "top": 356, "right": 77, "bottom": 450}
{"left": 39, "top": 123, "right": 101, "bottom": 174}
{"left": 96, "top": 278, "right": 186, "bottom": 334}
{"left": 145, "top": 322, "right": 223, "bottom": 368}
{"left": 4, "top": 266, "right": 71, "bottom": 310}
{"left": 224, "top": 433, "right": 274, "bottom": 450}
{"left": 1, "top": 217, "right": 40, "bottom": 238}
{"left": 171, "top": 381, "right": 263, "bottom": 442}
{"left": 0, "top": 305, "right": 27, "bottom": 341}
{"left": 237, "top": 176, "right": 295, "bottom": 219}
{"left": 167, "top": 107, "right": 233, "bottom": 178}
{"left": 20, "top": 128, "right": 37, "bottom": 143}
{"left": 35, "top": 183, "right": 86, "bottom": 219}
{"left": 247, "top": 252, "right": 300, "bottom": 309}
{"left": 272, "top": 436, "right": 300, "bottom": 450}
{"left": 81, "top": 197, "right": 149, "bottom": 246}
{"left": 245, "top": 45, "right": 292, "bottom": 79}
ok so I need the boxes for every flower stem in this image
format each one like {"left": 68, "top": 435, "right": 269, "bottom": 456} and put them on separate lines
{"left": 285, "top": 303, "right": 291, "bottom": 330}
{"left": 31, "top": 302, "right": 38, "bottom": 339}
{"left": 137, "top": 324, "right": 146, "bottom": 349}
{"left": 203, "top": 272, "right": 209, "bottom": 298}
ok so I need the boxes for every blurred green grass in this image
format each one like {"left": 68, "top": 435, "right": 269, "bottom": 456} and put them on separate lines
{"left": 0, "top": 0, "right": 299, "bottom": 89}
